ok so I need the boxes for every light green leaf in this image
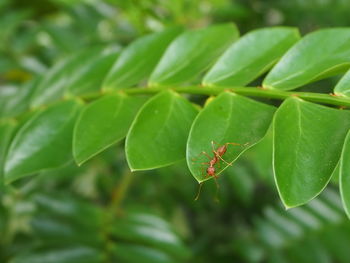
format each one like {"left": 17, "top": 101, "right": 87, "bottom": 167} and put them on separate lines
{"left": 340, "top": 130, "right": 350, "bottom": 218}
{"left": 273, "top": 97, "right": 350, "bottom": 208}
{"left": 203, "top": 27, "right": 300, "bottom": 86}
{"left": 264, "top": 28, "right": 350, "bottom": 90}
{"left": 65, "top": 48, "right": 120, "bottom": 96}
{"left": 4, "top": 100, "right": 81, "bottom": 183}
{"left": 334, "top": 69, "right": 350, "bottom": 97}
{"left": 149, "top": 23, "right": 239, "bottom": 86}
{"left": 187, "top": 92, "right": 275, "bottom": 183}
{"left": 73, "top": 94, "right": 146, "bottom": 165}
{"left": 103, "top": 27, "right": 182, "bottom": 90}
{"left": 126, "top": 90, "right": 198, "bottom": 171}
{"left": 30, "top": 46, "right": 104, "bottom": 107}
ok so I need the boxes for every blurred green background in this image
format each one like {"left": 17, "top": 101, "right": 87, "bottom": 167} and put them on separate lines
{"left": 1, "top": 0, "right": 350, "bottom": 262}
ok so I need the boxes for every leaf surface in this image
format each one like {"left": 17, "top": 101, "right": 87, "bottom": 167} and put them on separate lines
{"left": 103, "top": 27, "right": 182, "bottom": 90}
{"left": 273, "top": 97, "right": 350, "bottom": 207}
{"left": 5, "top": 100, "right": 81, "bottom": 183}
{"left": 264, "top": 28, "right": 350, "bottom": 90}
{"left": 126, "top": 91, "right": 198, "bottom": 170}
{"left": 203, "top": 27, "right": 300, "bottom": 86}
{"left": 334, "top": 69, "right": 350, "bottom": 97}
{"left": 187, "top": 92, "right": 275, "bottom": 182}
{"left": 73, "top": 94, "right": 146, "bottom": 165}
{"left": 149, "top": 23, "right": 239, "bottom": 86}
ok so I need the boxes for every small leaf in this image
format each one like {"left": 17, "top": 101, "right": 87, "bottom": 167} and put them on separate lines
{"left": 103, "top": 27, "right": 182, "bottom": 90}
{"left": 264, "top": 28, "right": 350, "bottom": 90}
{"left": 203, "top": 27, "right": 300, "bottom": 86}
{"left": 30, "top": 47, "right": 104, "bottom": 107}
{"left": 73, "top": 94, "right": 146, "bottom": 165}
{"left": 5, "top": 100, "right": 81, "bottom": 183}
{"left": 149, "top": 23, "right": 239, "bottom": 86}
{"left": 126, "top": 91, "right": 198, "bottom": 171}
{"left": 334, "top": 69, "right": 350, "bottom": 97}
{"left": 273, "top": 97, "right": 350, "bottom": 208}
{"left": 187, "top": 92, "right": 275, "bottom": 182}
{"left": 65, "top": 48, "right": 120, "bottom": 96}
{"left": 340, "top": 130, "right": 350, "bottom": 218}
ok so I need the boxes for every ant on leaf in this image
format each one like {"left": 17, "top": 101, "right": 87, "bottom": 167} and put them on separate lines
{"left": 192, "top": 141, "right": 248, "bottom": 200}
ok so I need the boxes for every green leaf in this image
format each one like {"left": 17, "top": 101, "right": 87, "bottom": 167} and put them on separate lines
{"left": 73, "top": 94, "right": 146, "bottom": 165}
{"left": 187, "top": 92, "right": 275, "bottom": 182}
{"left": 273, "top": 97, "right": 350, "bottom": 208}
{"left": 10, "top": 246, "right": 103, "bottom": 263}
{"left": 340, "top": 130, "right": 350, "bottom": 218}
{"left": 334, "top": 69, "right": 350, "bottom": 97}
{"left": 263, "top": 28, "right": 350, "bottom": 90}
{"left": 65, "top": 48, "right": 120, "bottom": 96}
{"left": 203, "top": 27, "right": 300, "bottom": 86}
{"left": 126, "top": 90, "right": 198, "bottom": 171}
{"left": 103, "top": 27, "right": 182, "bottom": 90}
{"left": 112, "top": 244, "right": 175, "bottom": 263}
{"left": 30, "top": 47, "right": 104, "bottom": 107}
{"left": 149, "top": 23, "right": 239, "bottom": 86}
{"left": 0, "top": 120, "right": 16, "bottom": 186}
{"left": 4, "top": 100, "right": 81, "bottom": 183}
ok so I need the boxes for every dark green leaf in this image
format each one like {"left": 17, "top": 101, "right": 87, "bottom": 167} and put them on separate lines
{"left": 103, "top": 27, "right": 182, "bottom": 90}
{"left": 149, "top": 23, "right": 239, "bottom": 86}
{"left": 273, "top": 97, "right": 350, "bottom": 207}
{"left": 264, "top": 28, "right": 350, "bottom": 90}
{"left": 187, "top": 92, "right": 275, "bottom": 182}
{"left": 126, "top": 91, "right": 198, "bottom": 170}
{"left": 4, "top": 100, "right": 81, "bottom": 183}
{"left": 203, "top": 27, "right": 300, "bottom": 86}
{"left": 73, "top": 94, "right": 146, "bottom": 165}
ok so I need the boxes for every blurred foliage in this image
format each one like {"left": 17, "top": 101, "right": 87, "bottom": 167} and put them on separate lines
{"left": 2, "top": 0, "right": 350, "bottom": 262}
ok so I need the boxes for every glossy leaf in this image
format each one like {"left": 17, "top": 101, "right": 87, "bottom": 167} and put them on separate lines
{"left": 334, "top": 69, "right": 350, "bottom": 97}
{"left": 273, "top": 97, "right": 350, "bottom": 208}
{"left": 30, "top": 47, "right": 104, "bottom": 107}
{"left": 340, "top": 130, "right": 350, "bottom": 218}
{"left": 65, "top": 47, "right": 120, "bottom": 96}
{"left": 264, "top": 28, "right": 350, "bottom": 90}
{"left": 126, "top": 90, "right": 198, "bottom": 171}
{"left": 73, "top": 94, "right": 146, "bottom": 165}
{"left": 103, "top": 27, "right": 182, "bottom": 90}
{"left": 4, "top": 100, "right": 81, "bottom": 183}
{"left": 203, "top": 27, "right": 300, "bottom": 86}
{"left": 187, "top": 92, "right": 275, "bottom": 182}
{"left": 149, "top": 23, "right": 239, "bottom": 86}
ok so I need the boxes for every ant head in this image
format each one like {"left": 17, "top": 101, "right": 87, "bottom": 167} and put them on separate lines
{"left": 207, "top": 166, "right": 215, "bottom": 176}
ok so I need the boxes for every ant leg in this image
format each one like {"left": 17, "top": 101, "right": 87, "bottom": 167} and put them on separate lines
{"left": 192, "top": 151, "right": 212, "bottom": 163}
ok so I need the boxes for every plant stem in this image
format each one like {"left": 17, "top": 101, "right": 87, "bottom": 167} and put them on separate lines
{"left": 82, "top": 86, "right": 350, "bottom": 108}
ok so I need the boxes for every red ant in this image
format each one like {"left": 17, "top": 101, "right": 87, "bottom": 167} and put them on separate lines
{"left": 193, "top": 141, "right": 246, "bottom": 200}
